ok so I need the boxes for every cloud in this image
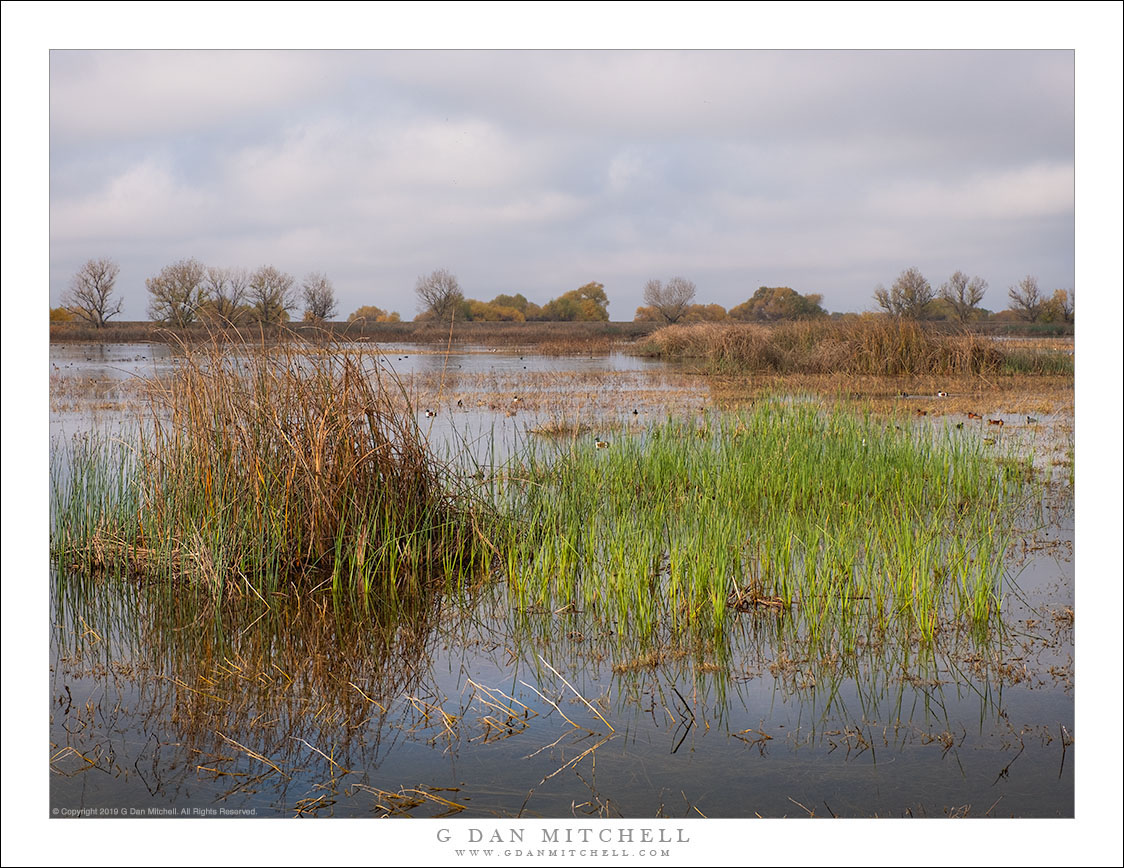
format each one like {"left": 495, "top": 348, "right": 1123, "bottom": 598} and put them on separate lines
{"left": 49, "top": 51, "right": 355, "bottom": 144}
{"left": 51, "top": 157, "right": 215, "bottom": 243}
{"left": 867, "top": 162, "right": 1075, "bottom": 221}
{"left": 45, "top": 49, "right": 1077, "bottom": 318}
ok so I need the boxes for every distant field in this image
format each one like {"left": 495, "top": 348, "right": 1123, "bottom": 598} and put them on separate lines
{"left": 48, "top": 319, "right": 663, "bottom": 349}
{"left": 48, "top": 317, "right": 1073, "bottom": 350}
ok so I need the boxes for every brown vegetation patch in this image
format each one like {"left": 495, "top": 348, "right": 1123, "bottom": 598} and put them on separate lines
{"left": 641, "top": 319, "right": 1016, "bottom": 376}
{"left": 706, "top": 372, "right": 1074, "bottom": 418}
{"left": 50, "top": 319, "right": 663, "bottom": 349}
{"left": 53, "top": 335, "right": 495, "bottom": 596}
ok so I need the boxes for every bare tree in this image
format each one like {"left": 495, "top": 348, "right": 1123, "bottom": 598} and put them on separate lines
{"left": 873, "top": 267, "right": 934, "bottom": 318}
{"left": 414, "top": 268, "right": 464, "bottom": 321}
{"left": 643, "top": 276, "right": 697, "bottom": 323}
{"left": 301, "top": 272, "right": 338, "bottom": 321}
{"left": 939, "top": 270, "right": 988, "bottom": 323}
{"left": 1008, "top": 275, "right": 1044, "bottom": 322}
{"left": 64, "top": 258, "right": 122, "bottom": 327}
{"left": 146, "top": 258, "right": 208, "bottom": 327}
{"left": 249, "top": 265, "right": 297, "bottom": 323}
{"left": 202, "top": 266, "right": 249, "bottom": 323}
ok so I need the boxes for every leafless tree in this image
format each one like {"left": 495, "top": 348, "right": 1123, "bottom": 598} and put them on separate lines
{"left": 203, "top": 266, "right": 250, "bottom": 323}
{"left": 643, "top": 276, "right": 697, "bottom": 323}
{"left": 249, "top": 265, "right": 297, "bottom": 323}
{"left": 146, "top": 258, "right": 208, "bottom": 327}
{"left": 415, "top": 268, "right": 464, "bottom": 321}
{"left": 1008, "top": 275, "right": 1044, "bottom": 322}
{"left": 64, "top": 258, "right": 122, "bottom": 327}
{"left": 873, "top": 267, "right": 934, "bottom": 318}
{"left": 939, "top": 270, "right": 988, "bottom": 322}
{"left": 301, "top": 272, "right": 338, "bottom": 321}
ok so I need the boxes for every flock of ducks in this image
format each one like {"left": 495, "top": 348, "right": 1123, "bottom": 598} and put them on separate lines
{"left": 904, "top": 391, "right": 1042, "bottom": 430}
{"left": 426, "top": 394, "right": 526, "bottom": 419}
{"left": 53, "top": 353, "right": 148, "bottom": 372}
{"left": 421, "top": 393, "right": 639, "bottom": 451}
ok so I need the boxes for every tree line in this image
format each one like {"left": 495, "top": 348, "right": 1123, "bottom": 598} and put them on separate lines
{"left": 409, "top": 268, "right": 611, "bottom": 323}
{"left": 408, "top": 270, "right": 829, "bottom": 326}
{"left": 57, "top": 257, "right": 340, "bottom": 327}
{"left": 55, "top": 258, "right": 1074, "bottom": 328}
{"left": 635, "top": 279, "right": 827, "bottom": 324}
{"left": 873, "top": 266, "right": 1074, "bottom": 324}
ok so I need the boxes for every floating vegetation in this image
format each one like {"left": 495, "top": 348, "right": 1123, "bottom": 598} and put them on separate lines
{"left": 528, "top": 418, "right": 593, "bottom": 438}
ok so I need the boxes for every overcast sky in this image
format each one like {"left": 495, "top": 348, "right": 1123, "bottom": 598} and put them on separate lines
{"left": 45, "top": 46, "right": 1078, "bottom": 320}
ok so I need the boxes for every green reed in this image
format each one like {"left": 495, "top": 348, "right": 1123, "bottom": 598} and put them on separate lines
{"left": 497, "top": 401, "right": 1036, "bottom": 642}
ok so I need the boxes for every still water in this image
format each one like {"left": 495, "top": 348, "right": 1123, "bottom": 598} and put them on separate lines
{"left": 48, "top": 342, "right": 1074, "bottom": 821}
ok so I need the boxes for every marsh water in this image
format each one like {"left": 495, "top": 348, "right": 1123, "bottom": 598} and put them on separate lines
{"left": 49, "top": 342, "right": 1075, "bottom": 819}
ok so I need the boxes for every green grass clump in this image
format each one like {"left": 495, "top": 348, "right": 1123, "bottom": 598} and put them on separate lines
{"left": 51, "top": 337, "right": 494, "bottom": 601}
{"left": 499, "top": 402, "right": 1036, "bottom": 642}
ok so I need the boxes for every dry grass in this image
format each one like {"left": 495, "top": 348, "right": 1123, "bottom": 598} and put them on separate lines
{"left": 528, "top": 418, "right": 594, "bottom": 438}
{"left": 53, "top": 333, "right": 495, "bottom": 597}
{"left": 50, "top": 319, "right": 662, "bottom": 349}
{"left": 641, "top": 318, "right": 1071, "bottom": 377}
{"left": 707, "top": 372, "right": 1074, "bottom": 417}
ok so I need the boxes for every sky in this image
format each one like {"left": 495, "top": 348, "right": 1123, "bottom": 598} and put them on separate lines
{"left": 42, "top": 44, "right": 1081, "bottom": 321}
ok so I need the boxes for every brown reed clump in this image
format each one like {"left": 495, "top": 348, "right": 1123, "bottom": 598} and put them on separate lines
{"left": 642, "top": 317, "right": 1010, "bottom": 376}
{"left": 63, "top": 331, "right": 494, "bottom": 597}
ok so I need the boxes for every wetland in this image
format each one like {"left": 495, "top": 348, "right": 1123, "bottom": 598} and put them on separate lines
{"left": 45, "top": 328, "right": 1076, "bottom": 832}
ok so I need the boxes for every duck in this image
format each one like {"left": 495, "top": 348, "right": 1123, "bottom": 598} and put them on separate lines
{"left": 424, "top": 409, "right": 438, "bottom": 418}
{"left": 1026, "top": 415, "right": 1038, "bottom": 425}
{"left": 594, "top": 437, "right": 610, "bottom": 450}
{"left": 937, "top": 390, "right": 949, "bottom": 398}
{"left": 967, "top": 412, "right": 983, "bottom": 420}
{"left": 987, "top": 418, "right": 1004, "bottom": 427}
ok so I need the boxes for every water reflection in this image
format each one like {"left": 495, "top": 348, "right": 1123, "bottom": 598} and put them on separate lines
{"left": 48, "top": 342, "right": 1074, "bottom": 818}
{"left": 52, "top": 550, "right": 1073, "bottom": 817}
